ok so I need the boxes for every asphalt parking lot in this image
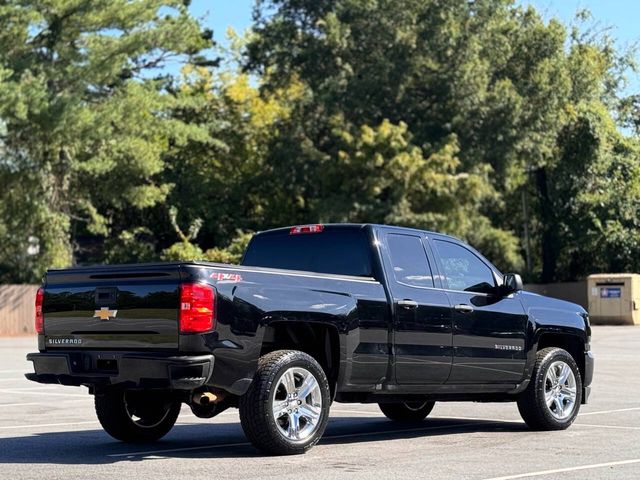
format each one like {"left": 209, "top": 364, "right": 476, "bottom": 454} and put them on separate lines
{"left": 0, "top": 325, "right": 638, "bottom": 480}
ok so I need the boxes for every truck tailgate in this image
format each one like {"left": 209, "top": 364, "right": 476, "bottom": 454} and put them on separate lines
{"left": 43, "top": 264, "right": 182, "bottom": 350}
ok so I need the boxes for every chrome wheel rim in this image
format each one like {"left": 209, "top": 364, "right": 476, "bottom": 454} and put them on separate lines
{"left": 544, "top": 361, "right": 577, "bottom": 420}
{"left": 403, "top": 401, "right": 428, "bottom": 412}
{"left": 271, "top": 367, "right": 323, "bottom": 442}
{"left": 124, "top": 391, "right": 174, "bottom": 429}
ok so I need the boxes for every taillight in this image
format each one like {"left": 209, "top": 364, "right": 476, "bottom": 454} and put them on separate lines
{"left": 179, "top": 283, "right": 215, "bottom": 333}
{"left": 290, "top": 224, "right": 324, "bottom": 234}
{"left": 35, "top": 287, "right": 44, "bottom": 334}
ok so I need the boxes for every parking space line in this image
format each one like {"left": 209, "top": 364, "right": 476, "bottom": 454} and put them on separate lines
{"left": 0, "top": 398, "right": 89, "bottom": 408}
{"left": 575, "top": 423, "right": 640, "bottom": 431}
{"left": 331, "top": 409, "right": 515, "bottom": 424}
{"left": 0, "top": 386, "right": 75, "bottom": 390}
{"left": 0, "top": 421, "right": 98, "bottom": 430}
{"left": 109, "top": 441, "right": 252, "bottom": 457}
{"left": 0, "top": 389, "right": 87, "bottom": 397}
{"left": 579, "top": 407, "right": 640, "bottom": 416}
{"left": 325, "top": 421, "right": 499, "bottom": 440}
{"left": 108, "top": 421, "right": 497, "bottom": 458}
{"left": 481, "top": 458, "right": 640, "bottom": 480}
{"left": 433, "top": 414, "right": 520, "bottom": 423}
{"left": 333, "top": 411, "right": 640, "bottom": 432}
{"left": 332, "top": 407, "right": 640, "bottom": 420}
{"left": 331, "top": 409, "right": 380, "bottom": 415}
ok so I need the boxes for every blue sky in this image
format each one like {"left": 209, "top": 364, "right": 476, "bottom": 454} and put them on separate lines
{"left": 189, "top": 0, "right": 639, "bottom": 93}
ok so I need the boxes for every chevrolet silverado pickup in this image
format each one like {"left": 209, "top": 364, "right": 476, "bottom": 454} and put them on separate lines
{"left": 26, "top": 223, "right": 594, "bottom": 455}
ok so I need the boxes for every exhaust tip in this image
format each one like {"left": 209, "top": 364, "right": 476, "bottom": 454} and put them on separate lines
{"left": 193, "top": 392, "right": 218, "bottom": 406}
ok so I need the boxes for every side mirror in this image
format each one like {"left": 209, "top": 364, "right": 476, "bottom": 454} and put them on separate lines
{"left": 502, "top": 273, "right": 523, "bottom": 295}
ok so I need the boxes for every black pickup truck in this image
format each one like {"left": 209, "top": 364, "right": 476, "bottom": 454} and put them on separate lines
{"left": 27, "top": 223, "right": 594, "bottom": 455}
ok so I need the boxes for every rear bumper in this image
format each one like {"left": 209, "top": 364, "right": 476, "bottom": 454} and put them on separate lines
{"left": 582, "top": 350, "right": 595, "bottom": 404}
{"left": 25, "top": 351, "right": 214, "bottom": 390}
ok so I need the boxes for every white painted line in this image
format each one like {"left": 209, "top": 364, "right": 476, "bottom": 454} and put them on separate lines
{"left": 325, "top": 421, "right": 498, "bottom": 440}
{"left": 0, "top": 391, "right": 87, "bottom": 398}
{"left": 109, "top": 441, "right": 251, "bottom": 458}
{"left": 108, "top": 421, "right": 497, "bottom": 458}
{"left": 331, "top": 409, "right": 380, "bottom": 415}
{"left": 432, "top": 414, "right": 520, "bottom": 423}
{"left": 579, "top": 407, "right": 640, "bottom": 416}
{"left": 0, "top": 398, "right": 89, "bottom": 408}
{"left": 0, "top": 420, "right": 98, "bottom": 430}
{"left": 0, "top": 378, "right": 29, "bottom": 382}
{"left": 333, "top": 406, "right": 640, "bottom": 420}
{"left": 575, "top": 423, "right": 640, "bottom": 431}
{"left": 333, "top": 412, "right": 640, "bottom": 432}
{"left": 0, "top": 388, "right": 86, "bottom": 398}
{"left": 331, "top": 410, "right": 520, "bottom": 426}
{"left": 0, "top": 370, "right": 28, "bottom": 374}
{"left": 0, "top": 386, "right": 75, "bottom": 390}
{"left": 482, "top": 458, "right": 640, "bottom": 480}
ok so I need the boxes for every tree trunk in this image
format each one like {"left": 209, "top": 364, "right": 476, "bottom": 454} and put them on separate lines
{"left": 536, "top": 167, "right": 558, "bottom": 283}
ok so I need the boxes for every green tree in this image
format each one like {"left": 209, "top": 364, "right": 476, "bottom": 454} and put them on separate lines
{"left": 247, "top": 0, "right": 639, "bottom": 279}
{"left": 246, "top": 0, "right": 539, "bottom": 270}
{"left": 0, "top": 0, "right": 213, "bottom": 282}
{"left": 162, "top": 54, "right": 306, "bottom": 249}
{"left": 1, "top": 1, "right": 637, "bottom": 284}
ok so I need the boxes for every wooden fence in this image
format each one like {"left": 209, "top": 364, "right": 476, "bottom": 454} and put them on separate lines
{"left": 0, "top": 285, "right": 39, "bottom": 335}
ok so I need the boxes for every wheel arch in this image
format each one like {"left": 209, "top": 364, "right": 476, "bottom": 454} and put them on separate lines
{"left": 260, "top": 320, "right": 342, "bottom": 399}
{"left": 533, "top": 329, "right": 586, "bottom": 383}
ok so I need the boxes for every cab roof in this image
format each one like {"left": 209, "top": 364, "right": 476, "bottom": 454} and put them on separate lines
{"left": 255, "top": 223, "right": 462, "bottom": 242}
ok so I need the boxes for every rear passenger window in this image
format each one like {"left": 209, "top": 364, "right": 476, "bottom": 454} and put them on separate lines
{"left": 386, "top": 234, "right": 434, "bottom": 288}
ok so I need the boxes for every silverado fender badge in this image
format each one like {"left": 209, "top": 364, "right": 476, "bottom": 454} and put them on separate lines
{"left": 494, "top": 344, "right": 523, "bottom": 351}
{"left": 93, "top": 307, "right": 118, "bottom": 321}
{"left": 211, "top": 272, "right": 243, "bottom": 282}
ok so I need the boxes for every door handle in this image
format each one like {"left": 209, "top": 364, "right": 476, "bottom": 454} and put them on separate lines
{"left": 454, "top": 304, "right": 474, "bottom": 313}
{"left": 398, "top": 299, "right": 418, "bottom": 309}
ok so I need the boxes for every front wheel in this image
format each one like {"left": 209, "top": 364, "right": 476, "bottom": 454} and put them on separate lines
{"left": 517, "top": 347, "right": 582, "bottom": 430}
{"left": 379, "top": 401, "right": 435, "bottom": 422}
{"left": 239, "top": 350, "right": 331, "bottom": 455}
{"left": 95, "top": 389, "right": 181, "bottom": 442}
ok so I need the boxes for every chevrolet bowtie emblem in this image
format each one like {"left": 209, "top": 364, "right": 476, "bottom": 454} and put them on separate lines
{"left": 93, "top": 307, "right": 118, "bottom": 321}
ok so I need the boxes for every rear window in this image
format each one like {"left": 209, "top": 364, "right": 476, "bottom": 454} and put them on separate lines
{"left": 242, "top": 229, "right": 373, "bottom": 277}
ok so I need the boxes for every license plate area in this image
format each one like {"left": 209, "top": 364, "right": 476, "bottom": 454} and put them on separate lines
{"left": 94, "top": 286, "right": 118, "bottom": 306}
{"left": 96, "top": 356, "right": 118, "bottom": 373}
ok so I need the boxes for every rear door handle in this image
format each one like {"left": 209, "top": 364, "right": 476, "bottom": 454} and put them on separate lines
{"left": 398, "top": 299, "right": 418, "bottom": 309}
{"left": 454, "top": 304, "right": 474, "bottom": 313}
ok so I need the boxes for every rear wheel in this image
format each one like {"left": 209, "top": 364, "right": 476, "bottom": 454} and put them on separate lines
{"left": 95, "top": 389, "right": 181, "bottom": 442}
{"left": 517, "top": 347, "right": 582, "bottom": 430}
{"left": 239, "top": 350, "right": 331, "bottom": 455}
{"left": 379, "top": 401, "right": 435, "bottom": 422}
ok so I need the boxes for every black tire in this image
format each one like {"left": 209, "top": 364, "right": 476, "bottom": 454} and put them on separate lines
{"left": 239, "top": 350, "right": 331, "bottom": 455}
{"left": 379, "top": 401, "right": 435, "bottom": 422}
{"left": 517, "top": 347, "right": 582, "bottom": 430}
{"left": 95, "top": 389, "right": 181, "bottom": 442}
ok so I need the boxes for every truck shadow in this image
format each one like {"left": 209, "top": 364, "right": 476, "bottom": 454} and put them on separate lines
{"left": 0, "top": 416, "right": 527, "bottom": 464}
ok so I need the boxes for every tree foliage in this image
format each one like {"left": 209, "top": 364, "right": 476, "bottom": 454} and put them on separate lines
{"left": 0, "top": 0, "right": 638, "bottom": 283}
{"left": 0, "top": 0, "right": 213, "bottom": 281}
{"left": 247, "top": 0, "right": 640, "bottom": 280}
